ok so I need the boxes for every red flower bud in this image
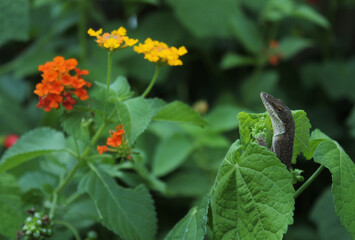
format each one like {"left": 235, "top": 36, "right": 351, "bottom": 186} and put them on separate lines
{"left": 4, "top": 134, "right": 19, "bottom": 149}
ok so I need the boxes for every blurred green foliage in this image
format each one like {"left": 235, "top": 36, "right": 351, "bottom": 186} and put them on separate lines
{"left": 1, "top": 0, "right": 355, "bottom": 239}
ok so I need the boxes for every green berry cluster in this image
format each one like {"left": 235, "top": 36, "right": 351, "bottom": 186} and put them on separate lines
{"left": 291, "top": 168, "right": 305, "bottom": 184}
{"left": 251, "top": 116, "right": 269, "bottom": 143}
{"left": 116, "top": 141, "right": 132, "bottom": 160}
{"left": 18, "top": 210, "right": 53, "bottom": 240}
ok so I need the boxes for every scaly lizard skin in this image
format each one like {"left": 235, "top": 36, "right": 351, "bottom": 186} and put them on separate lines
{"left": 260, "top": 92, "right": 295, "bottom": 169}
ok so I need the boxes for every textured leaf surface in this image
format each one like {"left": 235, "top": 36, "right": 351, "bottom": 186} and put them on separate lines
{"left": 313, "top": 139, "right": 355, "bottom": 238}
{"left": 310, "top": 188, "right": 352, "bottom": 240}
{"left": 0, "top": 128, "right": 66, "bottom": 173}
{"left": 211, "top": 141, "right": 295, "bottom": 240}
{"left": 291, "top": 110, "right": 311, "bottom": 163}
{"left": 78, "top": 165, "right": 157, "bottom": 240}
{"left": 152, "top": 134, "right": 194, "bottom": 177}
{"left": 116, "top": 97, "right": 153, "bottom": 144}
{"left": 304, "top": 129, "right": 330, "bottom": 159}
{"left": 0, "top": 0, "right": 30, "bottom": 46}
{"left": 164, "top": 196, "right": 209, "bottom": 240}
{"left": 0, "top": 173, "right": 24, "bottom": 238}
{"left": 154, "top": 101, "right": 207, "bottom": 127}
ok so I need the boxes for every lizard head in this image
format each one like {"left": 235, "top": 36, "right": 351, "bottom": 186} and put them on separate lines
{"left": 260, "top": 92, "right": 294, "bottom": 135}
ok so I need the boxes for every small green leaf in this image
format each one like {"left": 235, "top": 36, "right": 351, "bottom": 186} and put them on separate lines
{"left": 210, "top": 141, "right": 295, "bottom": 239}
{"left": 237, "top": 111, "right": 273, "bottom": 147}
{"left": 293, "top": 5, "right": 330, "bottom": 28}
{"left": 310, "top": 187, "right": 352, "bottom": 240}
{"left": 313, "top": 140, "right": 355, "bottom": 238}
{"left": 78, "top": 165, "right": 157, "bottom": 240}
{"left": 278, "top": 37, "right": 313, "bottom": 59}
{"left": 95, "top": 76, "right": 133, "bottom": 102}
{"left": 0, "top": 128, "right": 66, "bottom": 173}
{"left": 154, "top": 101, "right": 207, "bottom": 127}
{"left": 292, "top": 110, "right": 311, "bottom": 163}
{"left": 263, "top": 0, "right": 294, "bottom": 21}
{"left": 116, "top": 97, "right": 153, "bottom": 144}
{"left": 152, "top": 134, "right": 194, "bottom": 177}
{"left": 164, "top": 196, "right": 209, "bottom": 240}
{"left": 204, "top": 105, "right": 247, "bottom": 132}
{"left": 0, "top": 173, "right": 24, "bottom": 238}
{"left": 219, "top": 52, "right": 255, "bottom": 69}
{"left": 0, "top": 0, "right": 30, "bottom": 46}
{"left": 60, "top": 111, "right": 91, "bottom": 141}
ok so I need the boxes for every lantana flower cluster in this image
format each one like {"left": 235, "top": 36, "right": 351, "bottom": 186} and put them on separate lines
{"left": 97, "top": 125, "right": 132, "bottom": 159}
{"left": 34, "top": 56, "right": 91, "bottom": 112}
{"left": 88, "top": 27, "right": 138, "bottom": 52}
{"left": 134, "top": 38, "right": 188, "bottom": 66}
{"left": 268, "top": 40, "right": 284, "bottom": 66}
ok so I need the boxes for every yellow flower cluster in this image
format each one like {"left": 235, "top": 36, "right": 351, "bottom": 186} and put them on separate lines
{"left": 88, "top": 27, "right": 138, "bottom": 52}
{"left": 134, "top": 38, "right": 187, "bottom": 66}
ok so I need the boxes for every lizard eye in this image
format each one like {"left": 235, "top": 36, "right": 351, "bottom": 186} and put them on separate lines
{"left": 277, "top": 107, "right": 282, "bottom": 112}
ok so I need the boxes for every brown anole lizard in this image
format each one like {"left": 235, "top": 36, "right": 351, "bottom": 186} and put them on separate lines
{"left": 260, "top": 92, "right": 295, "bottom": 169}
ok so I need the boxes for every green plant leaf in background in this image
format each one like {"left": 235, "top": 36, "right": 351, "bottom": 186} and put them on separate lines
{"left": 152, "top": 134, "right": 194, "bottom": 177}
{"left": 0, "top": 0, "right": 30, "bottom": 46}
{"left": 313, "top": 137, "right": 355, "bottom": 238}
{"left": 95, "top": 76, "right": 133, "bottom": 102}
{"left": 0, "top": 173, "right": 24, "bottom": 239}
{"left": 165, "top": 0, "right": 239, "bottom": 38}
{"left": 164, "top": 196, "right": 209, "bottom": 240}
{"left": 0, "top": 128, "right": 66, "bottom": 173}
{"left": 204, "top": 105, "right": 247, "bottom": 132}
{"left": 304, "top": 129, "right": 331, "bottom": 160}
{"left": 291, "top": 110, "right": 311, "bottom": 163}
{"left": 310, "top": 187, "right": 352, "bottom": 240}
{"left": 293, "top": 4, "right": 330, "bottom": 29}
{"left": 219, "top": 52, "right": 255, "bottom": 70}
{"left": 116, "top": 97, "right": 153, "bottom": 144}
{"left": 78, "top": 165, "right": 157, "bottom": 240}
{"left": 278, "top": 37, "right": 313, "bottom": 60}
{"left": 210, "top": 141, "right": 295, "bottom": 239}
{"left": 153, "top": 101, "right": 208, "bottom": 127}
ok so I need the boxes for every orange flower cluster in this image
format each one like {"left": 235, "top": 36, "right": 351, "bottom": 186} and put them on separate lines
{"left": 97, "top": 125, "right": 126, "bottom": 154}
{"left": 268, "top": 40, "right": 284, "bottom": 66}
{"left": 88, "top": 27, "right": 138, "bottom": 52}
{"left": 34, "top": 56, "right": 91, "bottom": 112}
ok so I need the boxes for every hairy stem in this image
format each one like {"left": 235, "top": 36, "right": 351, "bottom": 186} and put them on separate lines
{"left": 141, "top": 64, "right": 161, "bottom": 98}
{"left": 294, "top": 165, "right": 325, "bottom": 199}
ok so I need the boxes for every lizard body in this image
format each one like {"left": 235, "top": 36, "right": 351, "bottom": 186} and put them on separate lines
{"left": 260, "top": 92, "right": 295, "bottom": 169}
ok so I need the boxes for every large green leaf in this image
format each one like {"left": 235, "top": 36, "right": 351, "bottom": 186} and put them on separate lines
{"left": 303, "top": 129, "right": 331, "bottom": 160}
{"left": 313, "top": 139, "right": 355, "bottom": 238}
{"left": 0, "top": 173, "right": 24, "bottom": 239}
{"left": 211, "top": 141, "right": 295, "bottom": 240}
{"left": 292, "top": 110, "right": 311, "bottom": 163}
{"left": 116, "top": 97, "right": 153, "bottom": 144}
{"left": 0, "top": 0, "right": 30, "bottom": 46}
{"left": 310, "top": 187, "right": 352, "bottom": 240}
{"left": 153, "top": 101, "right": 207, "bottom": 127}
{"left": 0, "top": 128, "right": 66, "bottom": 173}
{"left": 164, "top": 196, "right": 209, "bottom": 240}
{"left": 152, "top": 134, "right": 194, "bottom": 177}
{"left": 78, "top": 165, "right": 157, "bottom": 240}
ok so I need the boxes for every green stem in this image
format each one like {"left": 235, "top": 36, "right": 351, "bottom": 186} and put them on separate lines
{"left": 105, "top": 51, "right": 113, "bottom": 111}
{"left": 141, "top": 64, "right": 161, "bottom": 98}
{"left": 294, "top": 165, "right": 325, "bottom": 199}
{"left": 49, "top": 162, "right": 81, "bottom": 218}
{"left": 54, "top": 220, "right": 82, "bottom": 240}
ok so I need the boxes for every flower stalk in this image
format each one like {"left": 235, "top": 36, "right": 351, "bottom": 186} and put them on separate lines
{"left": 141, "top": 64, "right": 161, "bottom": 98}
{"left": 105, "top": 51, "right": 113, "bottom": 111}
{"left": 294, "top": 165, "right": 325, "bottom": 199}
